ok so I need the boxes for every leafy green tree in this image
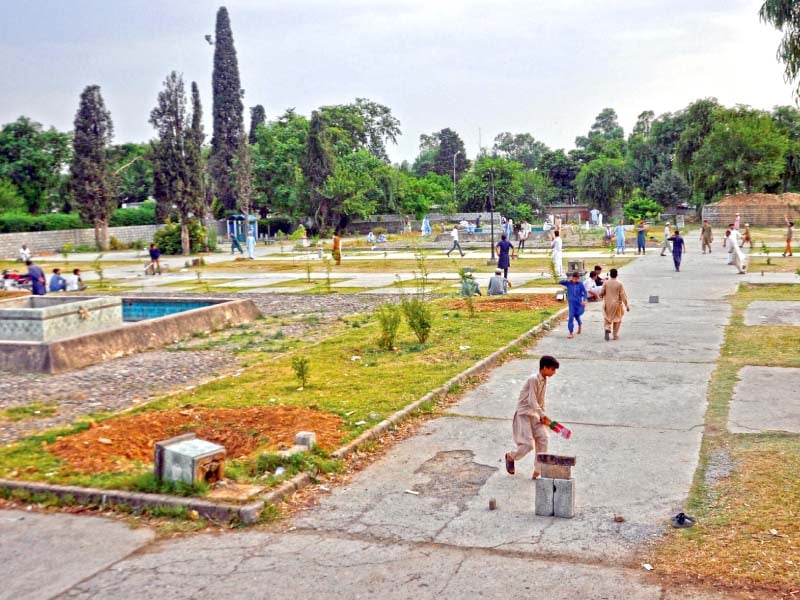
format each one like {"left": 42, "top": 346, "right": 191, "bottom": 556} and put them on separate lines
{"left": 574, "top": 108, "right": 625, "bottom": 163}
{"left": 70, "top": 85, "right": 115, "bottom": 250}
{"left": 622, "top": 190, "right": 663, "bottom": 222}
{"left": 575, "top": 157, "right": 627, "bottom": 215}
{"left": 691, "top": 107, "right": 788, "bottom": 195}
{"left": 632, "top": 110, "right": 655, "bottom": 136}
{"left": 492, "top": 132, "right": 549, "bottom": 169}
{"left": 0, "top": 116, "right": 71, "bottom": 213}
{"left": 320, "top": 150, "right": 386, "bottom": 221}
{"left": 646, "top": 170, "right": 691, "bottom": 207}
{"left": 674, "top": 98, "right": 721, "bottom": 182}
{"left": 209, "top": 6, "right": 245, "bottom": 211}
{"left": 0, "top": 179, "right": 25, "bottom": 212}
{"left": 318, "top": 99, "right": 400, "bottom": 161}
{"left": 107, "top": 143, "right": 153, "bottom": 205}
{"left": 248, "top": 104, "right": 266, "bottom": 145}
{"left": 397, "top": 171, "right": 452, "bottom": 218}
{"left": 760, "top": 1, "right": 800, "bottom": 99}
{"left": 538, "top": 149, "right": 580, "bottom": 201}
{"left": 518, "top": 170, "right": 557, "bottom": 212}
{"left": 771, "top": 105, "right": 800, "bottom": 191}
{"left": 457, "top": 157, "right": 522, "bottom": 214}
{"left": 252, "top": 109, "right": 309, "bottom": 217}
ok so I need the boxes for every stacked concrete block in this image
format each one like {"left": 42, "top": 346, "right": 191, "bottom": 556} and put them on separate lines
{"left": 534, "top": 454, "right": 576, "bottom": 518}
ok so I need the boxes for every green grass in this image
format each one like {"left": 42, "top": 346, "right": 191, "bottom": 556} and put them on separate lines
{"left": 651, "top": 283, "right": 800, "bottom": 594}
{"left": 0, "top": 299, "right": 556, "bottom": 491}
{"left": 0, "top": 402, "right": 57, "bottom": 422}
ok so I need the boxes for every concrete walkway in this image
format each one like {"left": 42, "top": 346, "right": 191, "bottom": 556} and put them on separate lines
{"left": 1, "top": 232, "right": 756, "bottom": 598}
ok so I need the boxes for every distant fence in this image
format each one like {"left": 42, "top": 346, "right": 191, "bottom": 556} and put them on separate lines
{"left": 0, "top": 224, "right": 162, "bottom": 258}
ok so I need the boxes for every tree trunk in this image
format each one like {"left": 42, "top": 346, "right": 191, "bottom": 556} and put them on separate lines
{"left": 94, "top": 218, "right": 110, "bottom": 251}
{"left": 181, "top": 221, "right": 191, "bottom": 256}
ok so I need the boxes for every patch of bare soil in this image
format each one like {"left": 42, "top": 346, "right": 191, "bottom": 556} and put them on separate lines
{"left": 444, "top": 294, "right": 560, "bottom": 313}
{"left": 49, "top": 405, "right": 345, "bottom": 473}
{"left": 716, "top": 193, "right": 800, "bottom": 206}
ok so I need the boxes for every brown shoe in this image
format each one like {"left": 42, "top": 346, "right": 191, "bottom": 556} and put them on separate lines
{"left": 532, "top": 471, "right": 541, "bottom": 480}
{"left": 505, "top": 453, "right": 515, "bottom": 475}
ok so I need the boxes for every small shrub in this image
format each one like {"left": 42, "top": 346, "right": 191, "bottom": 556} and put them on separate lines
{"left": 292, "top": 355, "right": 310, "bottom": 387}
{"left": 152, "top": 219, "right": 207, "bottom": 254}
{"left": 375, "top": 303, "right": 402, "bottom": 350}
{"left": 374, "top": 226, "right": 387, "bottom": 235}
{"left": 109, "top": 236, "right": 126, "bottom": 250}
{"left": 401, "top": 296, "right": 433, "bottom": 344}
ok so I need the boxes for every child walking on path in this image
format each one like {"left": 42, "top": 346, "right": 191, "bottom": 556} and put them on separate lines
{"left": 559, "top": 271, "right": 588, "bottom": 339}
{"left": 505, "top": 355, "right": 559, "bottom": 479}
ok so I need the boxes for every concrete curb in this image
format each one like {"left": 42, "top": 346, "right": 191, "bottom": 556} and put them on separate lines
{"left": 0, "top": 305, "right": 566, "bottom": 524}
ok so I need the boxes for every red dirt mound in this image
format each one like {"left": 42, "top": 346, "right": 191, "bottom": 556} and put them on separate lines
{"left": 444, "top": 294, "right": 560, "bottom": 313}
{"left": 49, "top": 405, "right": 345, "bottom": 473}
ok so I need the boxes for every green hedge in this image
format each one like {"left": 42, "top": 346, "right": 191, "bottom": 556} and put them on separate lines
{"left": 109, "top": 203, "right": 156, "bottom": 227}
{"left": 0, "top": 212, "right": 88, "bottom": 233}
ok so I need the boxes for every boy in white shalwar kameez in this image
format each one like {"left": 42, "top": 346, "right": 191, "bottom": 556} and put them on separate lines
{"left": 505, "top": 355, "right": 559, "bottom": 479}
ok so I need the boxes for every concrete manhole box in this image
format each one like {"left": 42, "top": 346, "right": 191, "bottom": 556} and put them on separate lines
{"left": 154, "top": 433, "right": 226, "bottom": 485}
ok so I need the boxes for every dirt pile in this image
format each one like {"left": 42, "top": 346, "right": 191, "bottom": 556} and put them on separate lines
{"left": 444, "top": 294, "right": 560, "bottom": 313}
{"left": 49, "top": 405, "right": 345, "bottom": 473}
{"left": 716, "top": 193, "right": 799, "bottom": 206}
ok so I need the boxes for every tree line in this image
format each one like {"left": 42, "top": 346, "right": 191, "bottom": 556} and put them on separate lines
{"left": 3, "top": 7, "right": 800, "bottom": 252}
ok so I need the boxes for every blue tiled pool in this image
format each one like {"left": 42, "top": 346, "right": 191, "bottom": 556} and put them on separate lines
{"left": 122, "top": 299, "right": 216, "bottom": 322}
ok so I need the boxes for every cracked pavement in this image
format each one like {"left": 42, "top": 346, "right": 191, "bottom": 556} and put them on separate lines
{"left": 3, "top": 232, "right": 744, "bottom": 599}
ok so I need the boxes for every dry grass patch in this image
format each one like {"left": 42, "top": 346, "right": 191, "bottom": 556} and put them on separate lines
{"left": 650, "top": 283, "right": 800, "bottom": 596}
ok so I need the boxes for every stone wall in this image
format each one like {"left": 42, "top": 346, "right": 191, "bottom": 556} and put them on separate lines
{"left": 702, "top": 204, "right": 798, "bottom": 227}
{"left": 0, "top": 225, "right": 162, "bottom": 258}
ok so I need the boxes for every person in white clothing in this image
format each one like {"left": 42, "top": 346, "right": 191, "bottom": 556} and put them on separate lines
{"left": 18, "top": 244, "right": 31, "bottom": 262}
{"left": 660, "top": 222, "right": 672, "bottom": 256}
{"left": 551, "top": 230, "right": 564, "bottom": 277}
{"left": 446, "top": 226, "right": 464, "bottom": 257}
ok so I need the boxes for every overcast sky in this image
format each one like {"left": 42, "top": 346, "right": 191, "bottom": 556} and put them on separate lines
{"left": 0, "top": 0, "right": 795, "bottom": 163}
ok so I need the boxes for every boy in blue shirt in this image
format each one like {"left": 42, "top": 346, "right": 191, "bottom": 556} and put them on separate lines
{"left": 559, "top": 270, "right": 588, "bottom": 339}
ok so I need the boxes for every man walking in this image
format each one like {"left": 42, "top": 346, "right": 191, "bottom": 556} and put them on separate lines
{"left": 446, "top": 226, "right": 464, "bottom": 257}
{"left": 598, "top": 268, "right": 630, "bottom": 341}
{"left": 551, "top": 230, "right": 564, "bottom": 277}
{"left": 669, "top": 229, "right": 686, "bottom": 272}
{"left": 660, "top": 222, "right": 672, "bottom": 256}
{"left": 701, "top": 220, "right": 713, "bottom": 254}
{"left": 783, "top": 213, "right": 794, "bottom": 257}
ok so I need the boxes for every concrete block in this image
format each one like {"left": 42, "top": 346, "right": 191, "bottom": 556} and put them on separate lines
{"left": 539, "top": 463, "right": 571, "bottom": 479}
{"left": 534, "top": 477, "right": 554, "bottom": 516}
{"left": 295, "top": 431, "right": 316, "bottom": 448}
{"left": 553, "top": 478, "right": 575, "bottom": 518}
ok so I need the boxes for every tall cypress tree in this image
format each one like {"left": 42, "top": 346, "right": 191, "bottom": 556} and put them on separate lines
{"left": 150, "top": 73, "right": 206, "bottom": 255}
{"left": 71, "top": 85, "right": 115, "bottom": 250}
{"left": 186, "top": 81, "right": 206, "bottom": 222}
{"left": 209, "top": 6, "right": 244, "bottom": 211}
{"left": 249, "top": 104, "right": 266, "bottom": 145}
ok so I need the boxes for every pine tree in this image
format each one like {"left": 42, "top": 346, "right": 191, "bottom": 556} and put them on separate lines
{"left": 186, "top": 82, "right": 206, "bottom": 223}
{"left": 433, "top": 128, "right": 469, "bottom": 182}
{"left": 249, "top": 104, "right": 266, "bottom": 145}
{"left": 70, "top": 85, "right": 115, "bottom": 250}
{"left": 209, "top": 6, "right": 244, "bottom": 211}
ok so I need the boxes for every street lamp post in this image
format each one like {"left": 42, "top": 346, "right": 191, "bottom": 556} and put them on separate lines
{"left": 452, "top": 151, "right": 460, "bottom": 207}
{"left": 489, "top": 168, "right": 496, "bottom": 261}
